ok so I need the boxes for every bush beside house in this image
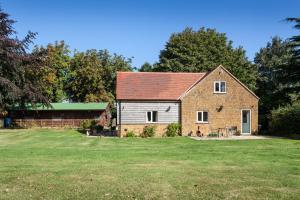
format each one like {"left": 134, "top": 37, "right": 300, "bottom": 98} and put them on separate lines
{"left": 165, "top": 123, "right": 181, "bottom": 137}
{"left": 270, "top": 102, "right": 300, "bottom": 135}
{"left": 141, "top": 125, "right": 156, "bottom": 138}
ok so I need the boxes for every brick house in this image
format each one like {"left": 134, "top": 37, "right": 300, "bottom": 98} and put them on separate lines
{"left": 116, "top": 66, "right": 259, "bottom": 137}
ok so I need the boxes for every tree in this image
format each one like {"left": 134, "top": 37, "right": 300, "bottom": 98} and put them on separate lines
{"left": 97, "top": 50, "right": 132, "bottom": 97}
{"left": 66, "top": 49, "right": 132, "bottom": 104}
{"left": 65, "top": 50, "right": 112, "bottom": 103}
{"left": 267, "top": 18, "right": 300, "bottom": 136}
{"left": 139, "top": 62, "right": 153, "bottom": 72}
{"left": 0, "top": 8, "right": 48, "bottom": 113}
{"left": 254, "top": 37, "right": 294, "bottom": 129}
{"left": 154, "top": 27, "right": 257, "bottom": 90}
{"left": 32, "top": 41, "right": 71, "bottom": 102}
{"left": 279, "top": 18, "right": 300, "bottom": 94}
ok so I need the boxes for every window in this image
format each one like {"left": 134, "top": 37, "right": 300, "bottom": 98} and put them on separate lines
{"left": 197, "top": 111, "right": 208, "bottom": 123}
{"left": 242, "top": 111, "right": 248, "bottom": 123}
{"left": 214, "top": 81, "right": 226, "bottom": 93}
{"left": 146, "top": 111, "right": 158, "bottom": 123}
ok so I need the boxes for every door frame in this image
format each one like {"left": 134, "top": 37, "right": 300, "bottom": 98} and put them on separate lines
{"left": 241, "top": 109, "right": 251, "bottom": 135}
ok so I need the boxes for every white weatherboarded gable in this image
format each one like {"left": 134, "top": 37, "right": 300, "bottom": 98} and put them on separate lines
{"left": 117, "top": 101, "right": 179, "bottom": 124}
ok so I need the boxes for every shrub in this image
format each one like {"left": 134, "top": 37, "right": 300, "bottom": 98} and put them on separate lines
{"left": 141, "top": 125, "right": 156, "bottom": 138}
{"left": 126, "top": 130, "right": 136, "bottom": 137}
{"left": 165, "top": 123, "right": 181, "bottom": 137}
{"left": 80, "top": 120, "right": 98, "bottom": 130}
{"left": 270, "top": 102, "right": 300, "bottom": 135}
{"left": 81, "top": 120, "right": 92, "bottom": 129}
{"left": 95, "top": 124, "right": 104, "bottom": 131}
{"left": 207, "top": 132, "right": 219, "bottom": 137}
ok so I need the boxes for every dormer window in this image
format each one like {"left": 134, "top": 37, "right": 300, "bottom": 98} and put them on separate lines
{"left": 214, "top": 81, "right": 226, "bottom": 93}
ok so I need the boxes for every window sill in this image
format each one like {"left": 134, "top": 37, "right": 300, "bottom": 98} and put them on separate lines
{"left": 213, "top": 92, "right": 227, "bottom": 94}
{"left": 196, "top": 122, "right": 209, "bottom": 124}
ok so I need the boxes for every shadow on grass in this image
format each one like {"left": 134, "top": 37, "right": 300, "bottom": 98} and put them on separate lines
{"left": 259, "top": 131, "right": 300, "bottom": 140}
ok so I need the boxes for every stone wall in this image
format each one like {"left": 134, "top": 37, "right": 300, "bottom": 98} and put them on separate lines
{"left": 181, "top": 66, "right": 259, "bottom": 136}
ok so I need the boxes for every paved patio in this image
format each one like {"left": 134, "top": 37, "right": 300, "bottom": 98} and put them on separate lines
{"left": 190, "top": 135, "right": 279, "bottom": 140}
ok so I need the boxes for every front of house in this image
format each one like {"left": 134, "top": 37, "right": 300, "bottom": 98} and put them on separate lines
{"left": 116, "top": 66, "right": 259, "bottom": 137}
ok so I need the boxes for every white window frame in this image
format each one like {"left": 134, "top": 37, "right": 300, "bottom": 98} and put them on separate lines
{"left": 146, "top": 111, "right": 158, "bottom": 123}
{"left": 214, "top": 81, "right": 227, "bottom": 93}
{"left": 196, "top": 111, "right": 208, "bottom": 123}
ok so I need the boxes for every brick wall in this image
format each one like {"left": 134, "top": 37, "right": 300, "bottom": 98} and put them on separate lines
{"left": 118, "top": 124, "right": 169, "bottom": 137}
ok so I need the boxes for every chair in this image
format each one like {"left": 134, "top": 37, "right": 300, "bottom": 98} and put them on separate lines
{"left": 218, "top": 128, "right": 226, "bottom": 137}
{"left": 227, "top": 126, "right": 237, "bottom": 136}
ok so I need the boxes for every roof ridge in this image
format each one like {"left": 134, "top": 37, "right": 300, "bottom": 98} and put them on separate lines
{"left": 117, "top": 71, "right": 206, "bottom": 74}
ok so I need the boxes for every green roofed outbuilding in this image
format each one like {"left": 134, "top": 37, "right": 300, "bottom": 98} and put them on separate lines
{"left": 9, "top": 102, "right": 110, "bottom": 128}
{"left": 12, "top": 102, "right": 109, "bottom": 111}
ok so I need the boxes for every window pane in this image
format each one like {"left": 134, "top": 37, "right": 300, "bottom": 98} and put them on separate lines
{"left": 221, "top": 82, "right": 226, "bottom": 92}
{"left": 197, "top": 112, "right": 202, "bottom": 122}
{"left": 147, "top": 111, "right": 151, "bottom": 122}
{"left": 152, "top": 111, "right": 158, "bottom": 122}
{"left": 215, "top": 82, "right": 220, "bottom": 92}
{"left": 243, "top": 111, "right": 248, "bottom": 123}
{"left": 203, "top": 112, "right": 208, "bottom": 122}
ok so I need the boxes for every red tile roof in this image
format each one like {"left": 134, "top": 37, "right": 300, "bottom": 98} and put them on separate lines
{"left": 116, "top": 72, "right": 206, "bottom": 100}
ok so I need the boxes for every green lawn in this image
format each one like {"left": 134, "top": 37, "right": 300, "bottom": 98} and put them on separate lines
{"left": 0, "top": 129, "right": 299, "bottom": 200}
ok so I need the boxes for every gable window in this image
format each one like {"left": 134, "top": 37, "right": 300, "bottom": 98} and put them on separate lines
{"left": 197, "top": 111, "right": 208, "bottom": 123}
{"left": 146, "top": 111, "right": 158, "bottom": 123}
{"left": 214, "top": 81, "right": 226, "bottom": 93}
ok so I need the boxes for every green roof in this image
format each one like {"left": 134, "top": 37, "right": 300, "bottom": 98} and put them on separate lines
{"left": 12, "top": 103, "right": 108, "bottom": 111}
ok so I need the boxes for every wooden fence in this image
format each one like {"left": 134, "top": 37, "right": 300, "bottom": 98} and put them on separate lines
{"left": 13, "top": 119, "right": 84, "bottom": 128}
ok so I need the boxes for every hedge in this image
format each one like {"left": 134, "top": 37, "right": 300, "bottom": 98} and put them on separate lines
{"left": 269, "top": 102, "right": 300, "bottom": 135}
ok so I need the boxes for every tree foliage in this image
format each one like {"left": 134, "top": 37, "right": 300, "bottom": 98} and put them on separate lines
{"left": 139, "top": 62, "right": 153, "bottom": 72}
{"left": 255, "top": 37, "right": 293, "bottom": 111}
{"left": 65, "top": 49, "right": 132, "bottom": 104}
{"left": 255, "top": 18, "right": 300, "bottom": 132}
{"left": 270, "top": 102, "right": 300, "bottom": 135}
{"left": 65, "top": 50, "right": 111, "bottom": 103}
{"left": 97, "top": 50, "right": 132, "bottom": 97}
{"left": 32, "top": 41, "right": 71, "bottom": 102}
{"left": 254, "top": 37, "right": 294, "bottom": 130}
{"left": 278, "top": 18, "right": 300, "bottom": 93}
{"left": 154, "top": 27, "right": 257, "bottom": 90}
{"left": 0, "top": 8, "right": 48, "bottom": 113}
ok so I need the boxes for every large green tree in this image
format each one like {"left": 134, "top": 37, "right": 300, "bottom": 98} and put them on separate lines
{"left": 65, "top": 50, "right": 110, "bottom": 103}
{"left": 254, "top": 37, "right": 294, "bottom": 129}
{"left": 268, "top": 18, "right": 300, "bottom": 135}
{"left": 154, "top": 27, "right": 257, "bottom": 90}
{"left": 0, "top": 8, "right": 48, "bottom": 113}
{"left": 97, "top": 50, "right": 132, "bottom": 97}
{"left": 279, "top": 18, "right": 300, "bottom": 94}
{"left": 65, "top": 49, "right": 132, "bottom": 104}
{"left": 32, "top": 41, "right": 71, "bottom": 102}
{"left": 256, "top": 18, "right": 300, "bottom": 133}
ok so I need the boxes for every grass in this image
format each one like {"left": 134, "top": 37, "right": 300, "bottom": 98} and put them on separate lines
{"left": 0, "top": 129, "right": 299, "bottom": 200}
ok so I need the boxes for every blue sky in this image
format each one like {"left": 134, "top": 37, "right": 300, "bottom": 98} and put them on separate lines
{"left": 1, "top": 0, "right": 299, "bottom": 68}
